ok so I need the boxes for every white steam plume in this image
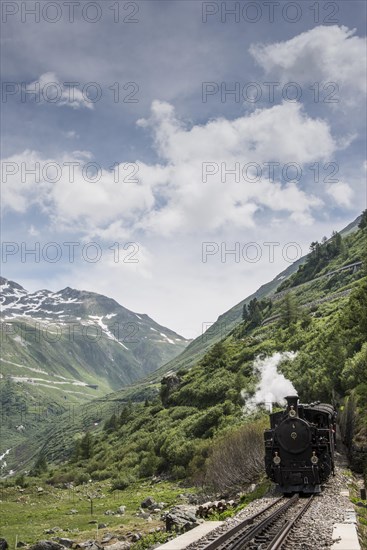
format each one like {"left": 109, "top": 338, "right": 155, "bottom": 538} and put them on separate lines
{"left": 243, "top": 352, "right": 298, "bottom": 413}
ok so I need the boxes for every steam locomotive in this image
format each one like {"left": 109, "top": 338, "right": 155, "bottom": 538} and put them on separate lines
{"left": 264, "top": 396, "right": 336, "bottom": 493}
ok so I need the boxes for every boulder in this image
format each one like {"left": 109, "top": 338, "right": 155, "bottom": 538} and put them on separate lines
{"left": 137, "top": 512, "right": 151, "bottom": 520}
{"left": 140, "top": 497, "right": 156, "bottom": 509}
{"left": 29, "top": 541, "right": 65, "bottom": 550}
{"left": 76, "top": 542, "right": 102, "bottom": 550}
{"left": 117, "top": 506, "right": 126, "bottom": 514}
{"left": 160, "top": 373, "right": 181, "bottom": 406}
{"left": 163, "top": 505, "right": 201, "bottom": 533}
{"left": 104, "top": 543, "right": 130, "bottom": 550}
{"left": 55, "top": 539, "right": 74, "bottom": 548}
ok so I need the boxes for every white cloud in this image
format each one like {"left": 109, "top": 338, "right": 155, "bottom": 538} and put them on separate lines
{"left": 28, "top": 224, "right": 40, "bottom": 237}
{"left": 326, "top": 181, "right": 354, "bottom": 207}
{"left": 250, "top": 26, "right": 366, "bottom": 109}
{"left": 64, "top": 130, "right": 79, "bottom": 139}
{"left": 27, "top": 72, "right": 94, "bottom": 110}
{"left": 1, "top": 100, "right": 346, "bottom": 235}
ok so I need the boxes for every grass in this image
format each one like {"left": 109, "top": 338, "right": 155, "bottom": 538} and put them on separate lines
{"left": 0, "top": 479, "right": 195, "bottom": 548}
{"left": 348, "top": 473, "right": 367, "bottom": 550}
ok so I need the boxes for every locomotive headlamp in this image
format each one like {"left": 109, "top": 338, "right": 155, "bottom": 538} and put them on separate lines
{"left": 289, "top": 405, "right": 297, "bottom": 418}
{"left": 273, "top": 452, "right": 281, "bottom": 465}
{"left": 311, "top": 451, "right": 319, "bottom": 464}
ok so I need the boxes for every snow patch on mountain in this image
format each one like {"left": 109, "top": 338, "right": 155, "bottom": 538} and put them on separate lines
{"left": 160, "top": 332, "right": 175, "bottom": 344}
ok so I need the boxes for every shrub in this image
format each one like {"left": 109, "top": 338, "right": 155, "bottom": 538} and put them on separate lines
{"left": 15, "top": 473, "right": 28, "bottom": 488}
{"left": 76, "top": 472, "right": 90, "bottom": 485}
{"left": 111, "top": 473, "right": 135, "bottom": 491}
{"left": 205, "top": 421, "right": 266, "bottom": 492}
{"left": 171, "top": 465, "right": 186, "bottom": 480}
{"left": 138, "top": 452, "right": 160, "bottom": 478}
{"left": 90, "top": 469, "right": 112, "bottom": 481}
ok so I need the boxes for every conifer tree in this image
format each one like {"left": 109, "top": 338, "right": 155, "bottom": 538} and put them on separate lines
{"left": 242, "top": 303, "right": 249, "bottom": 321}
{"left": 80, "top": 431, "right": 94, "bottom": 460}
{"left": 280, "top": 292, "right": 299, "bottom": 327}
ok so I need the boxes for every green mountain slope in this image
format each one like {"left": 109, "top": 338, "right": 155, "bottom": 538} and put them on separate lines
{"left": 0, "top": 279, "right": 190, "bottom": 463}
{"left": 5, "top": 213, "right": 366, "bottom": 479}
{"left": 153, "top": 214, "right": 363, "bottom": 378}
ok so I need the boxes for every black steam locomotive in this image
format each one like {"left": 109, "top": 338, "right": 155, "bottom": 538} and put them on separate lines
{"left": 264, "top": 396, "right": 336, "bottom": 494}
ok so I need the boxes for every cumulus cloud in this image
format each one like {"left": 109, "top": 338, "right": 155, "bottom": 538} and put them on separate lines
{"left": 1, "top": 99, "right": 345, "bottom": 235}
{"left": 27, "top": 72, "right": 94, "bottom": 110}
{"left": 64, "top": 130, "right": 79, "bottom": 139}
{"left": 326, "top": 181, "right": 354, "bottom": 207}
{"left": 28, "top": 224, "right": 40, "bottom": 237}
{"left": 250, "top": 26, "right": 366, "bottom": 109}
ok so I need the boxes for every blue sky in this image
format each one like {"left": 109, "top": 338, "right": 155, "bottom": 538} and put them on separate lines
{"left": 1, "top": 0, "right": 366, "bottom": 338}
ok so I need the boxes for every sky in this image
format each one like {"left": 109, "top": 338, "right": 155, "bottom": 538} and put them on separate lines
{"left": 1, "top": 0, "right": 366, "bottom": 338}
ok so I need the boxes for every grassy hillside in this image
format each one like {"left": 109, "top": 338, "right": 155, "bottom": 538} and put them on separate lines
{"left": 153, "top": 214, "right": 363, "bottom": 378}
{"left": 1, "top": 214, "right": 366, "bottom": 550}
{"left": 0, "top": 281, "right": 190, "bottom": 459}
{"left": 5, "top": 214, "right": 365, "bottom": 483}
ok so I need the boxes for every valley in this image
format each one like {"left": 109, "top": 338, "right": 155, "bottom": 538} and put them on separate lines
{"left": 1, "top": 213, "right": 366, "bottom": 549}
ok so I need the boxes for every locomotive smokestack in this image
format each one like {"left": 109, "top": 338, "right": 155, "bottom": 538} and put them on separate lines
{"left": 285, "top": 395, "right": 299, "bottom": 416}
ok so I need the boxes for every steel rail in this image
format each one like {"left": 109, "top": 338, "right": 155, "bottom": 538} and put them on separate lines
{"left": 201, "top": 495, "right": 297, "bottom": 550}
{"left": 228, "top": 494, "right": 298, "bottom": 550}
{"left": 267, "top": 495, "right": 315, "bottom": 550}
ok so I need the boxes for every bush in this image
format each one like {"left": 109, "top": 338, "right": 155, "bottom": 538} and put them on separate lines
{"left": 15, "top": 473, "right": 28, "bottom": 488}
{"left": 171, "top": 465, "right": 186, "bottom": 480}
{"left": 48, "top": 468, "right": 80, "bottom": 486}
{"left": 138, "top": 452, "right": 160, "bottom": 478}
{"left": 190, "top": 405, "right": 223, "bottom": 438}
{"left": 90, "top": 469, "right": 112, "bottom": 481}
{"left": 169, "top": 406, "right": 197, "bottom": 421}
{"left": 76, "top": 472, "right": 90, "bottom": 485}
{"left": 205, "top": 421, "right": 266, "bottom": 492}
{"left": 111, "top": 473, "right": 135, "bottom": 491}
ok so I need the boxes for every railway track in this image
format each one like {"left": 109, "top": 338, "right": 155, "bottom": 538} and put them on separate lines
{"left": 198, "top": 494, "right": 314, "bottom": 550}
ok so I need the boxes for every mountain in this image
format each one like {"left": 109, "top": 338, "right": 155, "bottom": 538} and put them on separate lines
{"left": 152, "top": 214, "right": 363, "bottom": 378}
{"left": 9, "top": 212, "right": 364, "bottom": 486}
{"left": 3, "top": 213, "right": 365, "bottom": 476}
{"left": 0, "top": 277, "right": 190, "bottom": 388}
{"left": 0, "top": 278, "right": 190, "bottom": 459}
{"left": 1, "top": 213, "right": 366, "bottom": 476}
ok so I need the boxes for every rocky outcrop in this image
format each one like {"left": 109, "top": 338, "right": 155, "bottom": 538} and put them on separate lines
{"left": 162, "top": 505, "right": 202, "bottom": 532}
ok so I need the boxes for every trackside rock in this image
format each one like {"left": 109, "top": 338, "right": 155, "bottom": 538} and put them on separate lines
{"left": 29, "top": 541, "right": 65, "bottom": 550}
